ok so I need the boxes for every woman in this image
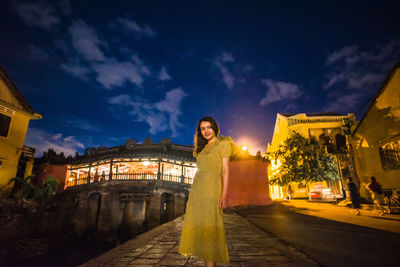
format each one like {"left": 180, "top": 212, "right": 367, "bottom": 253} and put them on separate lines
{"left": 178, "top": 116, "right": 232, "bottom": 266}
{"left": 366, "top": 176, "right": 385, "bottom": 215}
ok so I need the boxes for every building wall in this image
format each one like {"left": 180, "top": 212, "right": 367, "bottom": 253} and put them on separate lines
{"left": 35, "top": 164, "right": 70, "bottom": 193}
{"left": 227, "top": 159, "right": 272, "bottom": 206}
{"left": 0, "top": 73, "right": 40, "bottom": 198}
{"left": 267, "top": 113, "right": 354, "bottom": 199}
{"left": 0, "top": 107, "right": 31, "bottom": 197}
{"left": 353, "top": 68, "right": 400, "bottom": 199}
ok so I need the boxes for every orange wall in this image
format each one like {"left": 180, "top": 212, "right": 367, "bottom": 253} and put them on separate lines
{"left": 36, "top": 164, "right": 69, "bottom": 193}
{"left": 227, "top": 159, "right": 272, "bottom": 207}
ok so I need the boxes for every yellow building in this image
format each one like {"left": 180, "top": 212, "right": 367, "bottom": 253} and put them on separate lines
{"left": 0, "top": 66, "right": 41, "bottom": 197}
{"left": 267, "top": 112, "right": 356, "bottom": 200}
{"left": 352, "top": 63, "right": 400, "bottom": 200}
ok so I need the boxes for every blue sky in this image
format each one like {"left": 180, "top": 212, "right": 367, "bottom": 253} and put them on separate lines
{"left": 1, "top": 0, "right": 400, "bottom": 155}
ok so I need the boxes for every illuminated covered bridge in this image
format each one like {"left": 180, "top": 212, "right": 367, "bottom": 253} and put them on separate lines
{"left": 66, "top": 137, "right": 196, "bottom": 187}
{"left": 58, "top": 137, "right": 196, "bottom": 236}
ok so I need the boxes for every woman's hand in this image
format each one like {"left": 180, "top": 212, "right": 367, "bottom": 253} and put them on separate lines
{"left": 219, "top": 193, "right": 228, "bottom": 209}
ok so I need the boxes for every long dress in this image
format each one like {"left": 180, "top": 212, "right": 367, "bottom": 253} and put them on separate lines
{"left": 178, "top": 137, "right": 232, "bottom": 264}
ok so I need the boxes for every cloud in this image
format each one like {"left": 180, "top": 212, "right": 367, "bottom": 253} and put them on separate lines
{"left": 109, "top": 95, "right": 168, "bottom": 134}
{"left": 155, "top": 88, "right": 187, "bottom": 136}
{"left": 62, "top": 19, "right": 154, "bottom": 89}
{"left": 118, "top": 18, "right": 156, "bottom": 38}
{"left": 13, "top": 1, "right": 60, "bottom": 29}
{"left": 325, "top": 93, "right": 361, "bottom": 112}
{"left": 158, "top": 66, "right": 172, "bottom": 81}
{"left": 260, "top": 79, "right": 302, "bottom": 106}
{"left": 323, "top": 39, "right": 400, "bottom": 111}
{"left": 324, "top": 39, "right": 400, "bottom": 90}
{"left": 214, "top": 51, "right": 236, "bottom": 89}
{"left": 28, "top": 45, "right": 49, "bottom": 61}
{"left": 93, "top": 57, "right": 151, "bottom": 88}
{"left": 221, "top": 51, "right": 234, "bottom": 63}
{"left": 108, "top": 88, "right": 187, "bottom": 136}
{"left": 66, "top": 117, "right": 102, "bottom": 132}
{"left": 60, "top": 63, "right": 90, "bottom": 80}
{"left": 69, "top": 19, "right": 105, "bottom": 62}
{"left": 326, "top": 46, "right": 357, "bottom": 66}
{"left": 25, "top": 128, "right": 84, "bottom": 156}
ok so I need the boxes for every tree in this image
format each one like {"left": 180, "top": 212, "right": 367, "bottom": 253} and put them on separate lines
{"left": 266, "top": 131, "right": 339, "bottom": 186}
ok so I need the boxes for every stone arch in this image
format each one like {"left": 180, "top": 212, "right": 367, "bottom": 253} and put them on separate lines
{"left": 160, "top": 192, "right": 174, "bottom": 224}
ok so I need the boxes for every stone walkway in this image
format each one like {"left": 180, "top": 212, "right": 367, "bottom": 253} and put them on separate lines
{"left": 82, "top": 213, "right": 316, "bottom": 267}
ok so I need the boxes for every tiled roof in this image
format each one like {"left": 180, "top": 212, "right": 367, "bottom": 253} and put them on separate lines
{"left": 0, "top": 65, "right": 35, "bottom": 114}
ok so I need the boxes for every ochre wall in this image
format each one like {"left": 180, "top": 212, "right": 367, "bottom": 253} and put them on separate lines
{"left": 353, "top": 68, "right": 400, "bottom": 199}
{"left": 227, "top": 159, "right": 272, "bottom": 207}
{"left": 0, "top": 110, "right": 31, "bottom": 197}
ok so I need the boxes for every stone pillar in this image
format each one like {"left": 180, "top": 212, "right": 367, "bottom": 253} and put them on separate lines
{"left": 148, "top": 192, "right": 161, "bottom": 229}
{"left": 122, "top": 201, "right": 135, "bottom": 227}
{"left": 122, "top": 200, "right": 146, "bottom": 235}
{"left": 174, "top": 192, "right": 186, "bottom": 217}
{"left": 76, "top": 169, "right": 80, "bottom": 186}
{"left": 97, "top": 193, "right": 113, "bottom": 233}
{"left": 86, "top": 162, "right": 92, "bottom": 185}
{"left": 161, "top": 162, "right": 164, "bottom": 181}
{"left": 108, "top": 159, "right": 113, "bottom": 181}
{"left": 157, "top": 159, "right": 161, "bottom": 180}
{"left": 181, "top": 163, "right": 184, "bottom": 183}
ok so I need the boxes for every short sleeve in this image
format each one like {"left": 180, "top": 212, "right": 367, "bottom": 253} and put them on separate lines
{"left": 220, "top": 139, "right": 232, "bottom": 158}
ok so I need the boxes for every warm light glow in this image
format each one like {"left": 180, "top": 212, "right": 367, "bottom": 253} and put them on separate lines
{"left": 235, "top": 136, "right": 265, "bottom": 155}
{"left": 69, "top": 177, "right": 73, "bottom": 181}
{"left": 241, "top": 145, "right": 248, "bottom": 151}
{"left": 143, "top": 161, "right": 150, "bottom": 166}
{"left": 271, "top": 159, "right": 281, "bottom": 170}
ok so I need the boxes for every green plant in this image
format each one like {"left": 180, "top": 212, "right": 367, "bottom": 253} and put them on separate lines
{"left": 8, "top": 175, "right": 59, "bottom": 206}
{"left": 266, "top": 131, "right": 339, "bottom": 186}
{"left": 8, "top": 175, "right": 36, "bottom": 200}
{"left": 41, "top": 176, "right": 59, "bottom": 205}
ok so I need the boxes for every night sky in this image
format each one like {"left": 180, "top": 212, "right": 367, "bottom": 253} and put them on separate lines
{"left": 1, "top": 0, "right": 400, "bottom": 156}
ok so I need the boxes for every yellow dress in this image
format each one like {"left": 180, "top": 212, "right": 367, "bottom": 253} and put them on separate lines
{"left": 178, "top": 137, "right": 232, "bottom": 265}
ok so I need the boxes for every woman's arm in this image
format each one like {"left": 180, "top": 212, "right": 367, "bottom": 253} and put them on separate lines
{"left": 219, "top": 157, "right": 230, "bottom": 209}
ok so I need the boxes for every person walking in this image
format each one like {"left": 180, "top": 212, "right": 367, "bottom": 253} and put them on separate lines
{"left": 347, "top": 179, "right": 361, "bottom": 215}
{"left": 178, "top": 116, "right": 233, "bottom": 267}
{"left": 366, "top": 176, "right": 386, "bottom": 216}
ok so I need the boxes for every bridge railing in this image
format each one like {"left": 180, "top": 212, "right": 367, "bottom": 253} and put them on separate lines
{"left": 113, "top": 172, "right": 157, "bottom": 180}
{"left": 66, "top": 172, "right": 193, "bottom": 188}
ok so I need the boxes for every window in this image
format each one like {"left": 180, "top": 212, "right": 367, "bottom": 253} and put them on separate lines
{"left": 0, "top": 113, "right": 11, "bottom": 137}
{"left": 379, "top": 140, "right": 400, "bottom": 171}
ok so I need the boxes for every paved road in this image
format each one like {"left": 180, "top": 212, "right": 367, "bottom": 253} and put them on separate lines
{"left": 236, "top": 202, "right": 400, "bottom": 267}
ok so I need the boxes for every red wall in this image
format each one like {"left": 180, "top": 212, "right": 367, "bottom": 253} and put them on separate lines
{"left": 227, "top": 159, "right": 272, "bottom": 207}
{"left": 36, "top": 164, "right": 69, "bottom": 193}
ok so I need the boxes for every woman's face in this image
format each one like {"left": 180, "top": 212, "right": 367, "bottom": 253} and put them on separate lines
{"left": 200, "top": 121, "right": 216, "bottom": 141}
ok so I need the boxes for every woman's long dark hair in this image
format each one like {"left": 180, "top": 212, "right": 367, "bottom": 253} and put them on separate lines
{"left": 193, "top": 116, "right": 220, "bottom": 157}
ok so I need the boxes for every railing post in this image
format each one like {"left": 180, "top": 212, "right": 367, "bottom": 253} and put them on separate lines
{"left": 109, "top": 159, "right": 113, "bottom": 181}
